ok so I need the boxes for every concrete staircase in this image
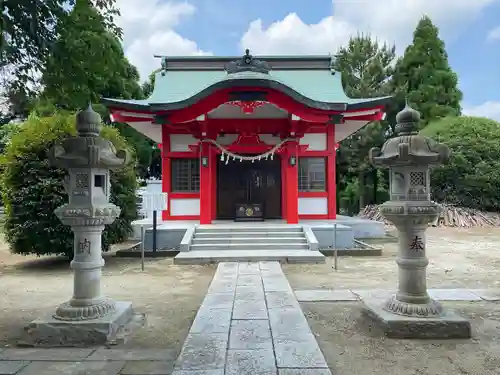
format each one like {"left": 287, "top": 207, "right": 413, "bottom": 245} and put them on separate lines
{"left": 174, "top": 225, "right": 325, "bottom": 264}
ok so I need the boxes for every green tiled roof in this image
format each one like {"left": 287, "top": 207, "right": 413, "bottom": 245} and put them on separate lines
{"left": 102, "top": 58, "right": 392, "bottom": 112}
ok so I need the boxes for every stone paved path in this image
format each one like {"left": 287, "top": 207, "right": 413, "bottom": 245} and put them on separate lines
{"left": 294, "top": 287, "right": 500, "bottom": 302}
{"left": 174, "top": 261, "right": 332, "bottom": 375}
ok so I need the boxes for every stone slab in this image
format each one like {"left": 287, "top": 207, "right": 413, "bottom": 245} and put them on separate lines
{"left": 189, "top": 308, "right": 232, "bottom": 334}
{"left": 0, "top": 348, "right": 95, "bottom": 361}
{"left": 199, "top": 293, "right": 235, "bottom": 310}
{"left": 258, "top": 261, "right": 283, "bottom": 273}
{"left": 295, "top": 289, "right": 359, "bottom": 302}
{"left": 235, "top": 285, "right": 265, "bottom": 300}
{"left": 16, "top": 360, "right": 125, "bottom": 375}
{"left": 171, "top": 370, "right": 224, "bottom": 375}
{"left": 237, "top": 275, "right": 262, "bottom": 286}
{"left": 86, "top": 348, "right": 176, "bottom": 361}
{"left": 120, "top": 360, "right": 174, "bottom": 375}
{"left": 268, "top": 308, "right": 313, "bottom": 340}
{"left": 265, "top": 291, "right": 300, "bottom": 309}
{"left": 238, "top": 263, "right": 261, "bottom": 274}
{"left": 175, "top": 334, "right": 227, "bottom": 370}
{"left": 0, "top": 361, "right": 30, "bottom": 374}
{"left": 278, "top": 370, "right": 333, "bottom": 375}
{"left": 225, "top": 349, "right": 277, "bottom": 375}
{"left": 207, "top": 280, "right": 237, "bottom": 294}
{"left": 274, "top": 337, "right": 329, "bottom": 369}
{"left": 173, "top": 250, "right": 325, "bottom": 265}
{"left": 233, "top": 299, "right": 268, "bottom": 320}
{"left": 19, "top": 301, "right": 137, "bottom": 347}
{"left": 470, "top": 289, "right": 500, "bottom": 301}
{"left": 262, "top": 277, "right": 292, "bottom": 292}
{"left": 351, "top": 289, "right": 395, "bottom": 301}
{"left": 427, "top": 289, "right": 482, "bottom": 301}
{"left": 229, "top": 320, "right": 273, "bottom": 350}
{"left": 362, "top": 299, "right": 472, "bottom": 339}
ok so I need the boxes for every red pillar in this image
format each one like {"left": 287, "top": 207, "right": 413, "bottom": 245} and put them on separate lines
{"left": 211, "top": 150, "right": 217, "bottom": 220}
{"left": 161, "top": 127, "right": 171, "bottom": 221}
{"left": 199, "top": 143, "right": 213, "bottom": 224}
{"left": 326, "top": 123, "right": 337, "bottom": 219}
{"left": 281, "top": 155, "right": 287, "bottom": 220}
{"left": 284, "top": 142, "right": 299, "bottom": 224}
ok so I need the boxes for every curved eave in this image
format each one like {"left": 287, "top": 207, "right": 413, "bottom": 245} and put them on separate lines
{"left": 103, "top": 77, "right": 393, "bottom": 114}
{"left": 101, "top": 98, "right": 152, "bottom": 113}
{"left": 346, "top": 96, "right": 393, "bottom": 111}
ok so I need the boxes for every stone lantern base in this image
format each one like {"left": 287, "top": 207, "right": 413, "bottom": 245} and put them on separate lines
{"left": 362, "top": 299, "right": 471, "bottom": 339}
{"left": 19, "top": 301, "right": 145, "bottom": 347}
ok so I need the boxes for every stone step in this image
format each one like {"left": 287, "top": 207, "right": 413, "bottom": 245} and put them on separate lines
{"left": 194, "top": 231, "right": 305, "bottom": 238}
{"left": 174, "top": 250, "right": 325, "bottom": 264}
{"left": 195, "top": 226, "right": 303, "bottom": 233}
{"left": 192, "top": 237, "right": 308, "bottom": 244}
{"left": 189, "top": 243, "right": 310, "bottom": 251}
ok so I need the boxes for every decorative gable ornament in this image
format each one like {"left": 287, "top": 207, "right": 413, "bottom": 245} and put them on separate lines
{"left": 225, "top": 49, "right": 271, "bottom": 75}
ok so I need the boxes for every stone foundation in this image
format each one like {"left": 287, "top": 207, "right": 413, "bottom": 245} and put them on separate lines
{"left": 362, "top": 299, "right": 471, "bottom": 339}
{"left": 19, "top": 301, "right": 144, "bottom": 347}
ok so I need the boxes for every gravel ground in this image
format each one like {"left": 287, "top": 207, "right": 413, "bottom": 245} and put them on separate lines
{"left": 303, "top": 301, "right": 500, "bottom": 375}
{"left": 283, "top": 227, "right": 500, "bottom": 290}
{"left": 284, "top": 227, "right": 500, "bottom": 375}
{"left": 0, "top": 238, "right": 216, "bottom": 351}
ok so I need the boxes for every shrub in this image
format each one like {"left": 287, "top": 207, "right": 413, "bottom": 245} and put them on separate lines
{"left": 0, "top": 112, "right": 139, "bottom": 258}
{"left": 421, "top": 116, "right": 500, "bottom": 211}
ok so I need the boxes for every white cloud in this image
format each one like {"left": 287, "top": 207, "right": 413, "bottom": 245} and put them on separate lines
{"left": 115, "top": 0, "right": 211, "bottom": 81}
{"left": 240, "top": 0, "right": 499, "bottom": 55}
{"left": 487, "top": 26, "right": 500, "bottom": 40}
{"left": 463, "top": 101, "right": 500, "bottom": 121}
{"left": 241, "top": 13, "right": 355, "bottom": 55}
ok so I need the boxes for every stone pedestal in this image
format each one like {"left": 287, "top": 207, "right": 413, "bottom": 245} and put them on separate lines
{"left": 362, "top": 300, "right": 471, "bottom": 339}
{"left": 19, "top": 105, "right": 144, "bottom": 347}
{"left": 362, "top": 103, "right": 470, "bottom": 339}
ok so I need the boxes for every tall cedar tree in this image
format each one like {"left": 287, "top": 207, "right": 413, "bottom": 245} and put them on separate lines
{"left": 390, "top": 16, "right": 462, "bottom": 127}
{"left": 41, "top": 0, "right": 142, "bottom": 109}
{"left": 333, "top": 35, "right": 396, "bottom": 210}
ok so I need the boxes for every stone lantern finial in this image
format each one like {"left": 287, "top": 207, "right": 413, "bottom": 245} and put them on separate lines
{"left": 361, "top": 104, "right": 470, "bottom": 339}
{"left": 76, "top": 103, "right": 102, "bottom": 137}
{"left": 395, "top": 102, "right": 420, "bottom": 135}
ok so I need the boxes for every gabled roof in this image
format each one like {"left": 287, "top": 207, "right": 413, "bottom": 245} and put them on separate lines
{"left": 102, "top": 51, "right": 392, "bottom": 113}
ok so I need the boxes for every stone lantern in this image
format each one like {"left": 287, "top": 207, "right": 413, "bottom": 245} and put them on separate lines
{"left": 362, "top": 103, "right": 471, "bottom": 339}
{"left": 21, "top": 105, "right": 141, "bottom": 347}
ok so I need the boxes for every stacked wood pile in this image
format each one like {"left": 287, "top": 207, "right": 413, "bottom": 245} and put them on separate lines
{"left": 359, "top": 204, "right": 500, "bottom": 228}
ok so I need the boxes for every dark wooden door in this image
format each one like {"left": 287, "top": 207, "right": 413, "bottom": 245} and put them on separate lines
{"left": 217, "top": 157, "right": 281, "bottom": 219}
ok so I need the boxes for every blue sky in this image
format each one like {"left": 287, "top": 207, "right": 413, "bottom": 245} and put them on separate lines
{"left": 116, "top": 0, "right": 500, "bottom": 119}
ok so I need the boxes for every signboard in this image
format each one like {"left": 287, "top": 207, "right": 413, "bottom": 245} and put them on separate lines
{"left": 141, "top": 192, "right": 168, "bottom": 212}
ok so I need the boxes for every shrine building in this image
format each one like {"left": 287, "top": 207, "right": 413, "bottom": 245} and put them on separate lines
{"left": 102, "top": 50, "right": 391, "bottom": 225}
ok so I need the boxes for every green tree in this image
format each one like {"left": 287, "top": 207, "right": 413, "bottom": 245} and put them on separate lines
{"left": 421, "top": 116, "right": 500, "bottom": 211}
{"left": 40, "top": 0, "right": 142, "bottom": 110}
{"left": 1, "top": 0, "right": 120, "bottom": 95}
{"left": 333, "top": 35, "right": 396, "bottom": 210}
{"left": 36, "top": 0, "right": 159, "bottom": 179}
{"left": 390, "top": 16, "right": 462, "bottom": 128}
{"left": 0, "top": 111, "right": 138, "bottom": 258}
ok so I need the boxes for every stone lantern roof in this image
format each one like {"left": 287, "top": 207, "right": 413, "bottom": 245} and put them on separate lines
{"left": 369, "top": 103, "right": 450, "bottom": 167}
{"left": 50, "top": 104, "right": 130, "bottom": 169}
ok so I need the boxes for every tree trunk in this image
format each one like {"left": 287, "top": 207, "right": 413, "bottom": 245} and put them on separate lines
{"left": 358, "top": 171, "right": 366, "bottom": 210}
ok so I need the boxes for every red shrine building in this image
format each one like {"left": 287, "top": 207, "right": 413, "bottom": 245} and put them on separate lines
{"left": 102, "top": 51, "right": 391, "bottom": 225}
